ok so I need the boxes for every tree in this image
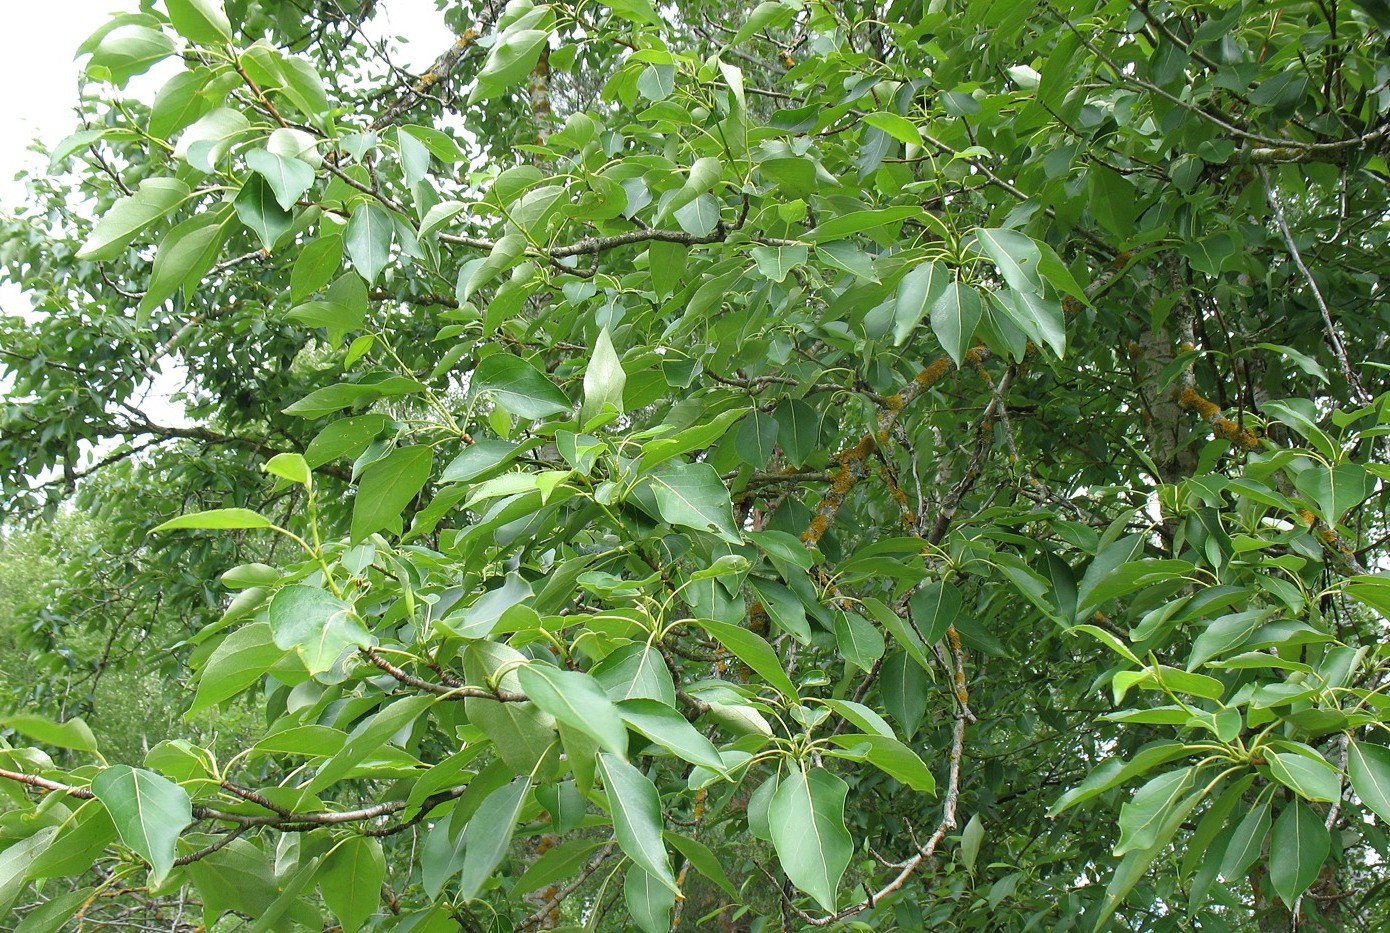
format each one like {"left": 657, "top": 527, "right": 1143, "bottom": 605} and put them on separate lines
{"left": 3, "top": 0, "right": 1390, "bottom": 928}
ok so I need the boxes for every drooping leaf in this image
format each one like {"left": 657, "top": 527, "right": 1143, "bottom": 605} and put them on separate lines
{"left": 769, "top": 766, "right": 852, "bottom": 913}
{"left": 90, "top": 765, "right": 193, "bottom": 885}
{"left": 596, "top": 752, "right": 679, "bottom": 894}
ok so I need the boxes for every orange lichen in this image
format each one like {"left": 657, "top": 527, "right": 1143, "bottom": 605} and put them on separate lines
{"left": 883, "top": 393, "right": 905, "bottom": 411}
{"left": 1178, "top": 386, "right": 1222, "bottom": 420}
{"left": 1063, "top": 295, "right": 1083, "bottom": 316}
{"left": 1111, "top": 251, "right": 1133, "bottom": 269}
{"left": 963, "top": 346, "right": 985, "bottom": 365}
{"left": 1297, "top": 509, "right": 1318, "bottom": 526}
{"left": 833, "top": 433, "right": 875, "bottom": 465}
{"left": 915, "top": 355, "right": 953, "bottom": 387}
{"left": 831, "top": 468, "right": 857, "bottom": 494}
{"left": 693, "top": 786, "right": 708, "bottom": 821}
{"left": 946, "top": 625, "right": 962, "bottom": 651}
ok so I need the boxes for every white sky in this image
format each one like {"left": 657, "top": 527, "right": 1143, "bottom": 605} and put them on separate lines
{"left": 0, "top": 1, "right": 446, "bottom": 442}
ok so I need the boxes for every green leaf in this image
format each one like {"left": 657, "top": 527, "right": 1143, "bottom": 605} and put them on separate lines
{"left": 184, "top": 838, "right": 279, "bottom": 928}
{"left": 153, "top": 507, "right": 272, "bottom": 532}
{"left": 970, "top": 228, "right": 1043, "bottom": 294}
{"left": 166, "top": 0, "right": 232, "bottom": 43}
{"left": 665, "top": 831, "right": 739, "bottom": 898}
{"left": 891, "top": 260, "right": 949, "bottom": 346}
{"left": 582, "top": 327, "right": 627, "bottom": 424}
{"left": 824, "top": 733, "right": 935, "bottom": 792}
{"left": 961, "top": 814, "right": 984, "bottom": 874}
{"left": 596, "top": 752, "right": 679, "bottom": 894}
{"left": 86, "top": 25, "right": 176, "bottom": 86}
{"left": 1115, "top": 767, "right": 1193, "bottom": 856}
{"left": 769, "top": 766, "right": 852, "bottom": 913}
{"left": 471, "top": 28, "right": 552, "bottom": 103}
{"left": 234, "top": 174, "right": 293, "bottom": 250}
{"left": 834, "top": 611, "right": 885, "bottom": 671}
{"left": 246, "top": 149, "right": 314, "bottom": 211}
{"left": 78, "top": 177, "right": 189, "bottom": 260}
{"left": 1219, "top": 799, "right": 1270, "bottom": 882}
{"left": 1269, "top": 801, "right": 1330, "bottom": 907}
{"left": 470, "top": 353, "right": 572, "bottom": 420}
{"left": 284, "top": 374, "right": 425, "bottom": 418}
{"left": 0, "top": 714, "right": 99, "bottom": 754}
{"left": 1267, "top": 751, "right": 1341, "bottom": 803}
{"left": 291, "top": 233, "right": 345, "bottom": 301}
{"left": 517, "top": 664, "right": 628, "bottom": 757}
{"left": 90, "top": 765, "right": 193, "bottom": 885}
{"left": 625, "top": 864, "right": 676, "bottom": 933}
{"left": 0, "top": 828, "right": 58, "bottom": 914}
{"left": 458, "top": 778, "right": 532, "bottom": 899}
{"left": 646, "top": 462, "right": 742, "bottom": 544}
{"left": 351, "top": 445, "right": 433, "bottom": 542}
{"left": 1294, "top": 463, "right": 1376, "bottom": 525}
{"left": 345, "top": 202, "right": 395, "bottom": 285}
{"left": 13, "top": 887, "right": 94, "bottom": 933}
{"left": 1348, "top": 740, "right": 1390, "bottom": 825}
{"left": 618, "top": 699, "right": 726, "bottom": 772}
{"left": 268, "top": 585, "right": 374, "bottom": 675}
{"left": 751, "top": 244, "right": 808, "bottom": 284}
{"left": 696, "top": 617, "right": 796, "bottom": 697}
{"left": 908, "top": 581, "right": 963, "bottom": 645}
{"left": 138, "top": 210, "right": 227, "bottom": 319}
{"left": 190, "top": 622, "right": 287, "bottom": 712}
{"left": 735, "top": 411, "right": 779, "bottom": 469}
{"left": 809, "top": 206, "right": 921, "bottom": 243}
{"left": 863, "top": 112, "right": 924, "bottom": 146}
{"left": 263, "top": 452, "right": 311, "bottom": 486}
{"left": 320, "top": 837, "right": 385, "bottom": 932}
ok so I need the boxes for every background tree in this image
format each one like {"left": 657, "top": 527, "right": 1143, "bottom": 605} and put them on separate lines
{"left": 4, "top": 0, "right": 1390, "bottom": 929}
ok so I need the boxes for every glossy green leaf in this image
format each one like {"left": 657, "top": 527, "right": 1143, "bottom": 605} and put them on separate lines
{"left": 1348, "top": 740, "right": 1390, "bottom": 825}
{"left": 646, "top": 462, "right": 742, "bottom": 544}
{"left": 458, "top": 778, "right": 531, "bottom": 899}
{"left": 234, "top": 174, "right": 293, "bottom": 250}
{"left": 618, "top": 698, "right": 726, "bottom": 772}
{"left": 166, "top": 0, "right": 232, "bottom": 43}
{"left": 518, "top": 664, "right": 628, "bottom": 757}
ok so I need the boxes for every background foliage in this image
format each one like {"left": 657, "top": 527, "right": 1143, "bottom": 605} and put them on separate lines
{"left": 4, "top": 0, "right": 1390, "bottom": 929}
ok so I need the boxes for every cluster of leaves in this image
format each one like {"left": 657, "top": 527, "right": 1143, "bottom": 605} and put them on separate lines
{"left": 4, "top": 0, "right": 1390, "bottom": 930}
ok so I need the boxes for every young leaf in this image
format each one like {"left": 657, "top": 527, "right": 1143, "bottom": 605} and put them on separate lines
{"left": 582, "top": 327, "right": 626, "bottom": 424}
